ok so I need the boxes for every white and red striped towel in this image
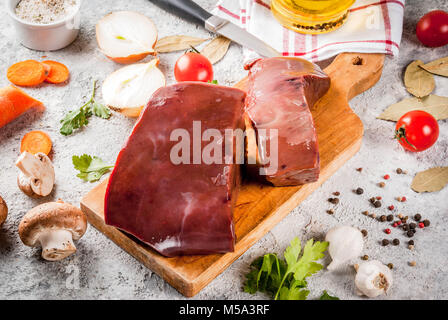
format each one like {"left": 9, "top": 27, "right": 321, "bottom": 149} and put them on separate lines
{"left": 213, "top": 0, "right": 405, "bottom": 62}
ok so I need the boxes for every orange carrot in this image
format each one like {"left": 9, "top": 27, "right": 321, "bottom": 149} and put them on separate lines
{"left": 7, "top": 60, "right": 48, "bottom": 87}
{"left": 20, "top": 130, "right": 52, "bottom": 155}
{"left": 0, "top": 85, "right": 44, "bottom": 129}
{"left": 43, "top": 60, "right": 70, "bottom": 84}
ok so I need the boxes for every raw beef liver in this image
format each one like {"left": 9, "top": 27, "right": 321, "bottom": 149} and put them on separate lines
{"left": 105, "top": 82, "right": 246, "bottom": 257}
{"left": 245, "top": 57, "right": 331, "bottom": 186}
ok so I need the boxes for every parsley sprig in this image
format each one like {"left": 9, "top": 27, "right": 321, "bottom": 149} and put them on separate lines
{"left": 244, "top": 237, "right": 329, "bottom": 300}
{"left": 60, "top": 80, "right": 111, "bottom": 136}
{"left": 72, "top": 154, "right": 114, "bottom": 182}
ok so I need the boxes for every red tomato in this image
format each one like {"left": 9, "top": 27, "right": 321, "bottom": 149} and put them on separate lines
{"left": 395, "top": 110, "right": 439, "bottom": 152}
{"left": 174, "top": 52, "right": 214, "bottom": 82}
{"left": 416, "top": 10, "right": 448, "bottom": 47}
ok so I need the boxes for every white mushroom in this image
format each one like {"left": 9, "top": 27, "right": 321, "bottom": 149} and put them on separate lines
{"left": 0, "top": 195, "right": 7, "bottom": 226}
{"left": 19, "top": 200, "right": 87, "bottom": 261}
{"left": 16, "top": 152, "right": 55, "bottom": 198}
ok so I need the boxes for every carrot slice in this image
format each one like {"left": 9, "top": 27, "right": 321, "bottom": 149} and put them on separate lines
{"left": 20, "top": 130, "right": 52, "bottom": 155}
{"left": 0, "top": 85, "right": 44, "bottom": 129}
{"left": 7, "top": 60, "right": 47, "bottom": 87}
{"left": 43, "top": 60, "right": 70, "bottom": 84}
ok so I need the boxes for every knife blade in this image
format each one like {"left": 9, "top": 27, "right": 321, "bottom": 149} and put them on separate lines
{"left": 148, "top": 0, "right": 281, "bottom": 58}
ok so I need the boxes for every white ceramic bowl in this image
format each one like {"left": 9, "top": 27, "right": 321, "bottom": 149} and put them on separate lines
{"left": 6, "top": 0, "right": 82, "bottom": 51}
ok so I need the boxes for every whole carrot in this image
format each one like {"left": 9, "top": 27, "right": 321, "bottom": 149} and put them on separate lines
{"left": 0, "top": 85, "right": 44, "bottom": 129}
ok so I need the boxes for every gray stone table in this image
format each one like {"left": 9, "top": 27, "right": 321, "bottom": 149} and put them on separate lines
{"left": 0, "top": 0, "right": 447, "bottom": 300}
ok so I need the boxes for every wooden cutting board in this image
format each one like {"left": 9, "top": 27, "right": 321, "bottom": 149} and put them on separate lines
{"left": 81, "top": 52, "right": 384, "bottom": 297}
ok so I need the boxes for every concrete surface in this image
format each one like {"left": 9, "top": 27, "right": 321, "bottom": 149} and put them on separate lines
{"left": 0, "top": 0, "right": 447, "bottom": 300}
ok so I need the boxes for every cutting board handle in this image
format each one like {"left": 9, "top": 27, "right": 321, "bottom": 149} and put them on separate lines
{"left": 324, "top": 53, "right": 385, "bottom": 101}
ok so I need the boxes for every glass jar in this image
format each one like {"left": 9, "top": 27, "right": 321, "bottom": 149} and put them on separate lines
{"left": 271, "top": 0, "right": 356, "bottom": 34}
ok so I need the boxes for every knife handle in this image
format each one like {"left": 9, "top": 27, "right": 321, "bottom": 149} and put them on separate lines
{"left": 148, "top": 0, "right": 212, "bottom": 26}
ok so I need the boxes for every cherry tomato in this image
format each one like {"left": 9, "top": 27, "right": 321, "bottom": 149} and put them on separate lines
{"left": 416, "top": 10, "right": 448, "bottom": 47}
{"left": 174, "top": 52, "right": 214, "bottom": 83}
{"left": 395, "top": 110, "right": 439, "bottom": 152}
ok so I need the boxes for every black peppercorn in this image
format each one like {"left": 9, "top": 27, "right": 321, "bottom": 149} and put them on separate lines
{"left": 387, "top": 263, "right": 394, "bottom": 269}
{"left": 414, "top": 214, "right": 422, "bottom": 221}
{"left": 328, "top": 198, "right": 339, "bottom": 205}
{"left": 396, "top": 168, "right": 403, "bottom": 174}
{"left": 361, "top": 229, "right": 368, "bottom": 237}
{"left": 408, "top": 240, "right": 414, "bottom": 245}
{"left": 374, "top": 200, "right": 382, "bottom": 208}
{"left": 387, "top": 214, "right": 394, "bottom": 222}
{"left": 409, "top": 222, "right": 416, "bottom": 229}
{"left": 402, "top": 224, "right": 409, "bottom": 231}
{"left": 333, "top": 191, "right": 340, "bottom": 196}
{"left": 407, "top": 230, "right": 415, "bottom": 238}
{"left": 423, "top": 219, "right": 430, "bottom": 227}
{"left": 355, "top": 187, "right": 364, "bottom": 195}
{"left": 382, "top": 239, "right": 390, "bottom": 246}
{"left": 361, "top": 255, "right": 369, "bottom": 260}
{"left": 370, "top": 197, "right": 376, "bottom": 203}
{"left": 392, "top": 238, "right": 400, "bottom": 245}
{"left": 380, "top": 215, "right": 387, "bottom": 222}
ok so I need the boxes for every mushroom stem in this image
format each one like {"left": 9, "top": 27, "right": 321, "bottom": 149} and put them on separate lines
{"left": 38, "top": 229, "right": 76, "bottom": 261}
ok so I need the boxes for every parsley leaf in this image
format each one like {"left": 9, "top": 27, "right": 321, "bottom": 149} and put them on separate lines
{"left": 243, "top": 237, "right": 329, "bottom": 300}
{"left": 208, "top": 80, "right": 218, "bottom": 84}
{"left": 60, "top": 81, "right": 111, "bottom": 135}
{"left": 319, "top": 290, "right": 340, "bottom": 300}
{"left": 72, "top": 154, "right": 114, "bottom": 182}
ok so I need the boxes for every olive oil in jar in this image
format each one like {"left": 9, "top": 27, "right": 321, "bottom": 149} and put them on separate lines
{"left": 271, "top": 0, "right": 356, "bottom": 34}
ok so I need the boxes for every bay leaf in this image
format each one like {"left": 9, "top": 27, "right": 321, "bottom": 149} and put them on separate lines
{"left": 411, "top": 167, "right": 448, "bottom": 193}
{"left": 377, "top": 95, "right": 448, "bottom": 121}
{"left": 420, "top": 56, "right": 448, "bottom": 77}
{"left": 404, "top": 60, "right": 435, "bottom": 98}
{"left": 155, "top": 35, "right": 208, "bottom": 53}
{"left": 201, "top": 36, "right": 231, "bottom": 64}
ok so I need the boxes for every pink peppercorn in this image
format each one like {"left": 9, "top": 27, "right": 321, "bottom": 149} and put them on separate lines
{"left": 401, "top": 196, "right": 406, "bottom": 202}
{"left": 393, "top": 223, "right": 398, "bottom": 228}
{"left": 385, "top": 228, "right": 391, "bottom": 234}
{"left": 376, "top": 196, "right": 382, "bottom": 200}
{"left": 388, "top": 205, "right": 394, "bottom": 210}
{"left": 384, "top": 174, "right": 390, "bottom": 180}
{"left": 397, "top": 221, "right": 402, "bottom": 226}
{"left": 419, "top": 222, "right": 425, "bottom": 229}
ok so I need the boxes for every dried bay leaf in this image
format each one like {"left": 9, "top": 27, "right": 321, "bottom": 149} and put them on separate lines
{"left": 155, "top": 35, "right": 208, "bottom": 53}
{"left": 411, "top": 167, "right": 448, "bottom": 193}
{"left": 378, "top": 95, "right": 448, "bottom": 121}
{"left": 420, "top": 56, "right": 448, "bottom": 77}
{"left": 201, "top": 36, "right": 231, "bottom": 64}
{"left": 404, "top": 60, "right": 435, "bottom": 98}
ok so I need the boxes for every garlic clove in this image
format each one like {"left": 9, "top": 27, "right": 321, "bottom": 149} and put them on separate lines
{"left": 355, "top": 260, "right": 393, "bottom": 298}
{"left": 325, "top": 226, "right": 364, "bottom": 270}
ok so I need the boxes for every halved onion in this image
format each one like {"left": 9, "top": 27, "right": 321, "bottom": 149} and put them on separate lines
{"left": 102, "top": 59, "right": 166, "bottom": 117}
{"left": 96, "top": 11, "right": 158, "bottom": 64}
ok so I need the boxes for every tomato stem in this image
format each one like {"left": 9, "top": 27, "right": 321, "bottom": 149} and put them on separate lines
{"left": 394, "top": 126, "right": 417, "bottom": 150}
{"left": 188, "top": 45, "right": 201, "bottom": 54}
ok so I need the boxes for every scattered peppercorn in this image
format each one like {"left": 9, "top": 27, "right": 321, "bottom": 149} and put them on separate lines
{"left": 380, "top": 215, "right": 387, "bottom": 222}
{"left": 407, "top": 230, "right": 415, "bottom": 238}
{"left": 361, "top": 255, "right": 369, "bottom": 260}
{"left": 402, "top": 224, "right": 409, "bottom": 231}
{"left": 408, "top": 240, "right": 414, "bottom": 245}
{"left": 423, "top": 219, "right": 430, "bottom": 227}
{"left": 396, "top": 168, "right": 403, "bottom": 174}
{"left": 369, "top": 197, "right": 376, "bottom": 203}
{"left": 382, "top": 239, "right": 390, "bottom": 246}
{"left": 384, "top": 174, "right": 390, "bottom": 180}
{"left": 387, "top": 214, "right": 394, "bottom": 222}
{"left": 333, "top": 191, "right": 340, "bottom": 196}
{"left": 361, "top": 229, "right": 368, "bottom": 237}
{"left": 356, "top": 168, "right": 363, "bottom": 172}
{"left": 409, "top": 223, "right": 416, "bottom": 229}
{"left": 376, "top": 196, "right": 382, "bottom": 200}
{"left": 397, "top": 220, "right": 402, "bottom": 226}
{"left": 414, "top": 214, "right": 422, "bottom": 221}
{"left": 401, "top": 196, "right": 406, "bottom": 202}
{"left": 374, "top": 201, "right": 382, "bottom": 208}
{"left": 328, "top": 198, "right": 339, "bottom": 204}
{"left": 392, "top": 238, "right": 400, "bottom": 245}
{"left": 370, "top": 213, "right": 377, "bottom": 219}
{"left": 327, "top": 209, "right": 334, "bottom": 215}
{"left": 392, "top": 222, "right": 398, "bottom": 228}
{"left": 409, "top": 261, "right": 416, "bottom": 267}
{"left": 408, "top": 244, "right": 415, "bottom": 250}
{"left": 387, "top": 263, "right": 394, "bottom": 269}
{"left": 388, "top": 205, "right": 394, "bottom": 211}
{"left": 378, "top": 182, "right": 386, "bottom": 188}
{"left": 385, "top": 228, "right": 391, "bottom": 234}
{"left": 355, "top": 187, "right": 364, "bottom": 195}
{"left": 362, "top": 211, "right": 369, "bottom": 216}
{"left": 419, "top": 222, "right": 425, "bottom": 229}
{"left": 398, "top": 213, "right": 403, "bottom": 219}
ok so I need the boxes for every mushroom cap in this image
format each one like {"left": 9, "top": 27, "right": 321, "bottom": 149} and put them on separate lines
{"left": 19, "top": 200, "right": 87, "bottom": 247}
{"left": 0, "top": 196, "right": 7, "bottom": 226}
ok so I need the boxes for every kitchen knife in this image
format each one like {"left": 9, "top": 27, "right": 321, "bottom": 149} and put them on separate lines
{"left": 148, "top": 0, "right": 281, "bottom": 58}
